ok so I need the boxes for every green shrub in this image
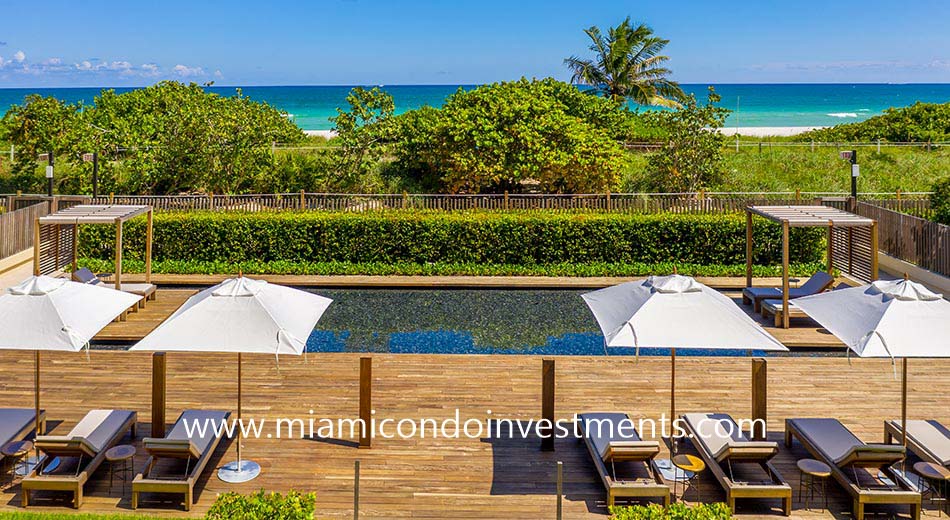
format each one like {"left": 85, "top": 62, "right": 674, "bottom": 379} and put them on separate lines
{"left": 932, "top": 177, "right": 950, "bottom": 225}
{"left": 0, "top": 513, "right": 154, "bottom": 520}
{"left": 387, "top": 78, "right": 633, "bottom": 193}
{"left": 76, "top": 211, "right": 823, "bottom": 269}
{"left": 205, "top": 490, "right": 315, "bottom": 520}
{"left": 795, "top": 102, "right": 950, "bottom": 143}
{"left": 610, "top": 503, "right": 733, "bottom": 520}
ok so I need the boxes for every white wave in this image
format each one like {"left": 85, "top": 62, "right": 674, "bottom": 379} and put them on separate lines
{"left": 827, "top": 112, "right": 858, "bottom": 118}
{"left": 858, "top": 108, "right": 871, "bottom": 112}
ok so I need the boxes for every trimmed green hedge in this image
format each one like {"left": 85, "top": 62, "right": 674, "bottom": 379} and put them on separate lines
{"left": 610, "top": 503, "right": 733, "bottom": 519}
{"left": 205, "top": 490, "right": 315, "bottom": 520}
{"left": 77, "top": 211, "right": 823, "bottom": 272}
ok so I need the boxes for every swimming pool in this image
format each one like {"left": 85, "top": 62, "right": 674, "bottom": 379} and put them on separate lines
{"left": 305, "top": 288, "right": 808, "bottom": 356}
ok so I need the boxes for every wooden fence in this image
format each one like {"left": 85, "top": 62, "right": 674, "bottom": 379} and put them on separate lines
{"left": 0, "top": 202, "right": 48, "bottom": 260}
{"left": 77, "top": 191, "right": 930, "bottom": 214}
{"left": 856, "top": 201, "right": 949, "bottom": 277}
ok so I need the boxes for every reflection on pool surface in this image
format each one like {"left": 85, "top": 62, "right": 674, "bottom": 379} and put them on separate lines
{"left": 305, "top": 289, "right": 775, "bottom": 356}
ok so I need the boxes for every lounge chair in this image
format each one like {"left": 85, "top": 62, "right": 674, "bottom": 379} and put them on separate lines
{"left": 682, "top": 413, "right": 791, "bottom": 515}
{"left": 72, "top": 267, "right": 156, "bottom": 309}
{"left": 0, "top": 408, "right": 47, "bottom": 460}
{"left": 22, "top": 409, "right": 137, "bottom": 508}
{"left": 742, "top": 271, "right": 835, "bottom": 313}
{"left": 884, "top": 420, "right": 950, "bottom": 469}
{"left": 577, "top": 412, "right": 670, "bottom": 507}
{"left": 761, "top": 282, "right": 851, "bottom": 326}
{"left": 132, "top": 410, "right": 231, "bottom": 511}
{"left": 785, "top": 418, "right": 921, "bottom": 520}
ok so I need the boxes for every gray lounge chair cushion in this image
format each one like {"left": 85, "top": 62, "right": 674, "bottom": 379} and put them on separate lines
{"left": 744, "top": 272, "right": 835, "bottom": 301}
{"left": 790, "top": 418, "right": 904, "bottom": 467}
{"left": 144, "top": 410, "right": 230, "bottom": 460}
{"left": 578, "top": 413, "right": 659, "bottom": 462}
{"left": 36, "top": 409, "right": 135, "bottom": 457}
{"left": 0, "top": 408, "right": 40, "bottom": 448}
{"left": 683, "top": 413, "right": 778, "bottom": 462}
{"left": 72, "top": 268, "right": 100, "bottom": 284}
{"left": 893, "top": 420, "right": 950, "bottom": 466}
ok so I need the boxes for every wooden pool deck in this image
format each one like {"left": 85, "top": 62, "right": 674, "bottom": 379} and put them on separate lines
{"left": 94, "top": 287, "right": 844, "bottom": 348}
{"left": 0, "top": 352, "right": 946, "bottom": 518}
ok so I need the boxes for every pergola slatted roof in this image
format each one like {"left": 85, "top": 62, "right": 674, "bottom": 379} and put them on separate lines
{"left": 747, "top": 205, "right": 875, "bottom": 227}
{"left": 39, "top": 204, "right": 151, "bottom": 225}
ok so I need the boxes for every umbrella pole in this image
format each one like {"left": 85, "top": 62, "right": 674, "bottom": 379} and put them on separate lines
{"left": 670, "top": 348, "right": 676, "bottom": 432}
{"left": 901, "top": 358, "right": 907, "bottom": 448}
{"left": 237, "top": 352, "right": 243, "bottom": 470}
{"left": 35, "top": 351, "right": 41, "bottom": 437}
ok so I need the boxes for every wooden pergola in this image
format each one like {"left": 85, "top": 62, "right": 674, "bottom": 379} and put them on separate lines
{"left": 745, "top": 205, "right": 878, "bottom": 328}
{"left": 34, "top": 205, "right": 153, "bottom": 290}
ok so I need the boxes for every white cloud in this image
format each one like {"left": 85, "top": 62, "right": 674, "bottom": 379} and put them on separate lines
{"left": 214, "top": 69, "right": 223, "bottom": 78}
{"left": 172, "top": 64, "right": 205, "bottom": 77}
{"left": 42, "top": 57, "right": 62, "bottom": 65}
{"left": 12, "top": 50, "right": 25, "bottom": 62}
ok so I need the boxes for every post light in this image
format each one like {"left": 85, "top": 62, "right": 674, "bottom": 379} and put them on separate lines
{"left": 39, "top": 151, "right": 54, "bottom": 197}
{"left": 839, "top": 150, "right": 858, "bottom": 200}
{"left": 82, "top": 152, "right": 99, "bottom": 198}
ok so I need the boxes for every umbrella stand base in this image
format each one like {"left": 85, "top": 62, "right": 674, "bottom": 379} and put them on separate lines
{"left": 218, "top": 460, "right": 261, "bottom": 483}
{"left": 17, "top": 456, "right": 59, "bottom": 476}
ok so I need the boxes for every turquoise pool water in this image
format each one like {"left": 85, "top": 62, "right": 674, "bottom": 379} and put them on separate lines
{"left": 305, "top": 288, "right": 791, "bottom": 356}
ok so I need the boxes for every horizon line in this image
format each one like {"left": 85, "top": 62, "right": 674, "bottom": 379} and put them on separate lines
{"left": 2, "top": 81, "right": 950, "bottom": 90}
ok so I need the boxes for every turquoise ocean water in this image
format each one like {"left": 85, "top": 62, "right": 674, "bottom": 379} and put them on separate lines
{"left": 1, "top": 84, "right": 948, "bottom": 131}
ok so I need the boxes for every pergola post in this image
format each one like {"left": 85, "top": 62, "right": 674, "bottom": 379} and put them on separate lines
{"left": 781, "top": 221, "right": 790, "bottom": 329}
{"left": 745, "top": 210, "right": 753, "bottom": 288}
{"left": 145, "top": 209, "right": 153, "bottom": 285}
{"left": 826, "top": 221, "right": 834, "bottom": 274}
{"left": 33, "top": 218, "right": 41, "bottom": 276}
{"left": 870, "top": 221, "right": 879, "bottom": 281}
{"left": 71, "top": 224, "right": 79, "bottom": 275}
{"left": 114, "top": 218, "right": 123, "bottom": 290}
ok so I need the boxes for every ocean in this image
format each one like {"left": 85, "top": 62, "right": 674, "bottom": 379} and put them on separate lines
{"left": 0, "top": 83, "right": 948, "bottom": 131}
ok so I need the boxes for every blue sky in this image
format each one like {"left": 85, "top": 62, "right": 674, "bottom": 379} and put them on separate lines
{"left": 1, "top": 0, "right": 949, "bottom": 87}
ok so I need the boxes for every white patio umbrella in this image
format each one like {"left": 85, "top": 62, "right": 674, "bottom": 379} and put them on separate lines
{"left": 0, "top": 275, "right": 141, "bottom": 472}
{"left": 582, "top": 274, "right": 788, "bottom": 423}
{"left": 130, "top": 276, "right": 332, "bottom": 483}
{"left": 793, "top": 278, "right": 950, "bottom": 448}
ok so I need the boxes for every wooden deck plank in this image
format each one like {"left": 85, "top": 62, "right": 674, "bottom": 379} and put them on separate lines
{"left": 1, "top": 352, "right": 945, "bottom": 518}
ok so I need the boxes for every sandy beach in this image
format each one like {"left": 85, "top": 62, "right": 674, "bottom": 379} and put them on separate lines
{"left": 718, "top": 126, "right": 827, "bottom": 137}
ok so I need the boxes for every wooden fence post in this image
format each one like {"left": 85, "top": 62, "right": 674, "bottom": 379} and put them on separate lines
{"left": 556, "top": 460, "right": 563, "bottom": 520}
{"left": 795, "top": 189, "right": 801, "bottom": 203}
{"left": 751, "top": 358, "right": 767, "bottom": 441}
{"left": 359, "top": 357, "right": 372, "bottom": 449}
{"left": 541, "top": 358, "right": 555, "bottom": 451}
{"left": 152, "top": 352, "right": 167, "bottom": 437}
{"left": 606, "top": 191, "right": 612, "bottom": 212}
{"left": 299, "top": 190, "right": 306, "bottom": 210}
{"left": 402, "top": 191, "right": 408, "bottom": 209}
{"left": 353, "top": 460, "right": 360, "bottom": 520}
{"left": 503, "top": 190, "right": 509, "bottom": 210}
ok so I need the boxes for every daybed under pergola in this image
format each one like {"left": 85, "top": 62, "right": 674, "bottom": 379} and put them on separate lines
{"left": 34, "top": 204, "right": 156, "bottom": 305}
{"left": 744, "top": 205, "right": 878, "bottom": 328}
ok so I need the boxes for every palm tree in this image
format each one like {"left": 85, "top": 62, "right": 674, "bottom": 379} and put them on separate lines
{"left": 565, "top": 18, "right": 686, "bottom": 107}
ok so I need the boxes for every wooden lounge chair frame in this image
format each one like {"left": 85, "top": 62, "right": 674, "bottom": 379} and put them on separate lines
{"left": 132, "top": 410, "right": 231, "bottom": 511}
{"left": 22, "top": 411, "right": 137, "bottom": 509}
{"left": 682, "top": 414, "right": 791, "bottom": 515}
{"left": 760, "top": 300, "right": 808, "bottom": 327}
{"left": 785, "top": 419, "right": 921, "bottom": 520}
{"left": 578, "top": 413, "right": 670, "bottom": 507}
{"left": 884, "top": 420, "right": 950, "bottom": 468}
